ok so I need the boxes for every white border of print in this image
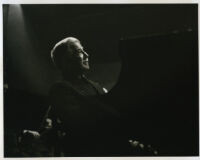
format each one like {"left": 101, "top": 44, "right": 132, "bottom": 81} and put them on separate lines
{"left": 0, "top": 0, "right": 199, "bottom": 160}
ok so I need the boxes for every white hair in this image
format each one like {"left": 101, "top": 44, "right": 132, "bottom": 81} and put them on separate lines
{"left": 50, "top": 37, "right": 80, "bottom": 68}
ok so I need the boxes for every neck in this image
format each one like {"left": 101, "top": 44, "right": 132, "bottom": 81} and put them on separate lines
{"left": 62, "top": 70, "right": 84, "bottom": 82}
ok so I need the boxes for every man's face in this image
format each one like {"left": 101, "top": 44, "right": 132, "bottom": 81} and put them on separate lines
{"left": 67, "top": 41, "right": 90, "bottom": 71}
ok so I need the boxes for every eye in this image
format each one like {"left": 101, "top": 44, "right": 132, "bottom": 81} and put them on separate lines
{"left": 74, "top": 50, "right": 83, "bottom": 57}
{"left": 77, "top": 49, "right": 82, "bottom": 53}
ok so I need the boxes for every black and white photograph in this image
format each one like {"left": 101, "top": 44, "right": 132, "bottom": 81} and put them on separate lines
{"left": 3, "top": 4, "right": 199, "bottom": 157}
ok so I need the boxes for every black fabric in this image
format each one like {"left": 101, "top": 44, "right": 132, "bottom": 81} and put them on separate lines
{"left": 46, "top": 77, "right": 123, "bottom": 155}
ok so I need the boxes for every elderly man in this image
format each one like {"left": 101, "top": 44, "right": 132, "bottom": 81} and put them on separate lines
{"left": 49, "top": 37, "right": 109, "bottom": 127}
{"left": 20, "top": 37, "right": 110, "bottom": 156}
{"left": 47, "top": 37, "right": 124, "bottom": 156}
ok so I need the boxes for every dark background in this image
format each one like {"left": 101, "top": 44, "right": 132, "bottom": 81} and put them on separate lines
{"left": 3, "top": 4, "right": 198, "bottom": 156}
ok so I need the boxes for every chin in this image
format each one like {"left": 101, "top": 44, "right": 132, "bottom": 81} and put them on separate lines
{"left": 83, "top": 65, "right": 90, "bottom": 70}
{"left": 82, "top": 63, "right": 90, "bottom": 70}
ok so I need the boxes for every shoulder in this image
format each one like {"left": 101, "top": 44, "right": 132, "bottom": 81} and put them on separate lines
{"left": 50, "top": 81, "right": 71, "bottom": 89}
{"left": 49, "top": 81, "right": 77, "bottom": 98}
{"left": 48, "top": 81, "right": 81, "bottom": 108}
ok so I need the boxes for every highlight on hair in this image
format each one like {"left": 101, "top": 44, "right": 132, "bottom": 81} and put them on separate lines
{"left": 50, "top": 37, "right": 80, "bottom": 69}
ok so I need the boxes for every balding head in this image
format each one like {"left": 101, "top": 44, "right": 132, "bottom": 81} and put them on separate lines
{"left": 51, "top": 37, "right": 89, "bottom": 74}
{"left": 51, "top": 37, "right": 79, "bottom": 68}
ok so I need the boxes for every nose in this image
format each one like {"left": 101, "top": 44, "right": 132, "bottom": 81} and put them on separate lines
{"left": 83, "top": 51, "right": 89, "bottom": 58}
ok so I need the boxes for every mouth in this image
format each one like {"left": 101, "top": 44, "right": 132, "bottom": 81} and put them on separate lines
{"left": 82, "top": 59, "right": 89, "bottom": 70}
{"left": 83, "top": 59, "right": 89, "bottom": 65}
{"left": 83, "top": 61, "right": 88, "bottom": 65}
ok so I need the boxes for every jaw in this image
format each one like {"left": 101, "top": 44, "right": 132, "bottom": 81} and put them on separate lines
{"left": 82, "top": 64, "right": 90, "bottom": 71}
{"left": 81, "top": 60, "right": 90, "bottom": 70}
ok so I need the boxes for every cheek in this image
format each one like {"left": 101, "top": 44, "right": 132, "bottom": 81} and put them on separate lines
{"left": 74, "top": 53, "right": 84, "bottom": 60}
{"left": 74, "top": 54, "right": 84, "bottom": 62}
{"left": 69, "top": 56, "right": 83, "bottom": 67}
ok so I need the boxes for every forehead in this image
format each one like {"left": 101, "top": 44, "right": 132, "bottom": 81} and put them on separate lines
{"left": 68, "top": 41, "right": 83, "bottom": 50}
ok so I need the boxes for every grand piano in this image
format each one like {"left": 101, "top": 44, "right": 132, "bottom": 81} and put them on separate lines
{"left": 104, "top": 29, "right": 198, "bottom": 156}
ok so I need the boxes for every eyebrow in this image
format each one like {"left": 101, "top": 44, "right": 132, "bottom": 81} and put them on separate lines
{"left": 77, "top": 47, "right": 84, "bottom": 51}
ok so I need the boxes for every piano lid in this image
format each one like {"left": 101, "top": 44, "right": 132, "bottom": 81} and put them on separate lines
{"left": 104, "top": 30, "right": 198, "bottom": 155}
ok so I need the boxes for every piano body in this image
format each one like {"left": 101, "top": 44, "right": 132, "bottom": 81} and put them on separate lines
{"left": 104, "top": 30, "right": 198, "bottom": 155}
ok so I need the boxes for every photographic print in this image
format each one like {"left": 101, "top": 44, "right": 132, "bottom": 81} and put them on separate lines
{"left": 3, "top": 4, "right": 199, "bottom": 157}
